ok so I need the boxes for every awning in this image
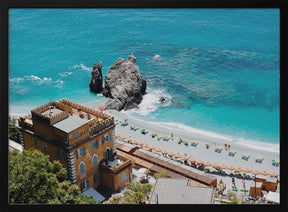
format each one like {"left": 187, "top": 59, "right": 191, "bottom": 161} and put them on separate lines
{"left": 265, "top": 191, "right": 279, "bottom": 204}
{"left": 82, "top": 187, "right": 105, "bottom": 202}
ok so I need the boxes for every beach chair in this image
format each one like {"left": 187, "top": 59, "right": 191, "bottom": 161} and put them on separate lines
{"left": 163, "top": 136, "right": 170, "bottom": 141}
{"left": 141, "top": 129, "right": 149, "bottom": 134}
{"left": 178, "top": 139, "right": 182, "bottom": 144}
{"left": 255, "top": 156, "right": 263, "bottom": 163}
{"left": 150, "top": 133, "right": 157, "bottom": 138}
{"left": 241, "top": 153, "right": 250, "bottom": 161}
{"left": 184, "top": 141, "right": 189, "bottom": 146}
{"left": 133, "top": 127, "right": 139, "bottom": 131}
{"left": 191, "top": 141, "right": 199, "bottom": 147}
{"left": 228, "top": 150, "right": 236, "bottom": 156}
{"left": 157, "top": 135, "right": 163, "bottom": 141}
{"left": 272, "top": 159, "right": 280, "bottom": 166}
{"left": 130, "top": 125, "right": 135, "bottom": 130}
{"left": 214, "top": 146, "right": 223, "bottom": 153}
{"left": 121, "top": 122, "right": 128, "bottom": 127}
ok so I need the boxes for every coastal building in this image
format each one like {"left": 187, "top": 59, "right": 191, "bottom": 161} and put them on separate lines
{"left": 17, "top": 98, "right": 132, "bottom": 196}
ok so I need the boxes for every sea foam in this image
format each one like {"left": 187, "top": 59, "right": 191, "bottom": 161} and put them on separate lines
{"left": 123, "top": 88, "right": 172, "bottom": 116}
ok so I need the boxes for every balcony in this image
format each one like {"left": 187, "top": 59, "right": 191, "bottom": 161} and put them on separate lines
{"left": 100, "top": 158, "right": 131, "bottom": 174}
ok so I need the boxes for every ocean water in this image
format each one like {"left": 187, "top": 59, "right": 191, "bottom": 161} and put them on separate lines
{"left": 9, "top": 9, "right": 280, "bottom": 151}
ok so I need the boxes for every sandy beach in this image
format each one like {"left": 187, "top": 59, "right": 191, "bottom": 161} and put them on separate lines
{"left": 84, "top": 99, "right": 280, "bottom": 175}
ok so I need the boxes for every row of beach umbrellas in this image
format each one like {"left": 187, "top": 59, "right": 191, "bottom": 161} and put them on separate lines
{"left": 115, "top": 134, "right": 279, "bottom": 178}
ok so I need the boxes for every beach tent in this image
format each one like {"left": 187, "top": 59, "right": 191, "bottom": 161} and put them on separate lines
{"left": 265, "top": 191, "right": 279, "bottom": 204}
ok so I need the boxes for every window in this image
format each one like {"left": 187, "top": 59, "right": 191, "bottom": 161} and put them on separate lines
{"left": 103, "top": 132, "right": 112, "bottom": 144}
{"left": 57, "top": 149, "right": 66, "bottom": 159}
{"left": 81, "top": 179, "right": 90, "bottom": 191}
{"left": 32, "top": 138, "right": 38, "bottom": 148}
{"left": 94, "top": 173, "right": 100, "bottom": 184}
{"left": 77, "top": 146, "right": 86, "bottom": 158}
{"left": 105, "top": 147, "right": 113, "bottom": 161}
{"left": 73, "top": 132, "right": 78, "bottom": 139}
{"left": 92, "top": 154, "right": 98, "bottom": 167}
{"left": 42, "top": 142, "right": 48, "bottom": 152}
{"left": 78, "top": 161, "right": 86, "bottom": 175}
{"left": 91, "top": 140, "right": 100, "bottom": 150}
{"left": 121, "top": 172, "right": 126, "bottom": 182}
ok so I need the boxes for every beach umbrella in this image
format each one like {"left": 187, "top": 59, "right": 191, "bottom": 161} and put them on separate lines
{"left": 175, "top": 153, "right": 182, "bottom": 158}
{"left": 161, "top": 149, "right": 168, "bottom": 155}
{"left": 131, "top": 139, "right": 138, "bottom": 145}
{"left": 212, "top": 162, "right": 219, "bottom": 169}
{"left": 98, "top": 106, "right": 105, "bottom": 111}
{"left": 181, "top": 155, "right": 189, "bottom": 161}
{"left": 252, "top": 169, "right": 261, "bottom": 176}
{"left": 219, "top": 164, "right": 227, "bottom": 170}
{"left": 196, "top": 159, "right": 203, "bottom": 165}
{"left": 243, "top": 167, "right": 252, "bottom": 173}
{"left": 227, "top": 165, "right": 235, "bottom": 170}
{"left": 270, "top": 172, "right": 279, "bottom": 178}
{"left": 235, "top": 166, "right": 243, "bottom": 172}
{"left": 203, "top": 161, "right": 211, "bottom": 167}
{"left": 143, "top": 143, "right": 150, "bottom": 148}
{"left": 138, "top": 141, "right": 144, "bottom": 146}
{"left": 261, "top": 170, "right": 270, "bottom": 176}
{"left": 155, "top": 147, "right": 162, "bottom": 152}
{"left": 168, "top": 151, "right": 176, "bottom": 157}
{"left": 188, "top": 157, "right": 196, "bottom": 163}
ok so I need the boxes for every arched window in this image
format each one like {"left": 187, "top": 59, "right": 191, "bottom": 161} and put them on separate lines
{"left": 121, "top": 172, "right": 126, "bottom": 182}
{"left": 78, "top": 161, "right": 86, "bottom": 175}
{"left": 92, "top": 154, "right": 99, "bottom": 167}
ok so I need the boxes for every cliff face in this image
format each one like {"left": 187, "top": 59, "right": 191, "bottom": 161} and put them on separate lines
{"left": 103, "top": 55, "right": 146, "bottom": 111}
{"left": 89, "top": 62, "right": 103, "bottom": 94}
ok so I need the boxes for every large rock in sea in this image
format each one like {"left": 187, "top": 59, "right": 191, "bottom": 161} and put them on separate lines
{"left": 103, "top": 55, "right": 146, "bottom": 111}
{"left": 89, "top": 62, "right": 103, "bottom": 93}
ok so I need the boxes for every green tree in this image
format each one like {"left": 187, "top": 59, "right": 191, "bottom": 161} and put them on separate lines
{"left": 153, "top": 172, "right": 167, "bottom": 179}
{"left": 103, "top": 181, "right": 153, "bottom": 204}
{"left": 8, "top": 117, "right": 20, "bottom": 141}
{"left": 9, "top": 148, "right": 98, "bottom": 204}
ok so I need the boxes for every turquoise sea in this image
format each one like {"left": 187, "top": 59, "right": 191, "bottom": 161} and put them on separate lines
{"left": 9, "top": 9, "right": 280, "bottom": 151}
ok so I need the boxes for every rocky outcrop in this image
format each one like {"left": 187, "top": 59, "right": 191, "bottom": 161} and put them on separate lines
{"left": 89, "top": 62, "right": 103, "bottom": 93}
{"left": 103, "top": 55, "right": 146, "bottom": 111}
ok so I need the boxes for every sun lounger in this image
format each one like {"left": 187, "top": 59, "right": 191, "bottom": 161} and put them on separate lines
{"left": 178, "top": 139, "right": 182, "bottom": 144}
{"left": 121, "top": 122, "right": 128, "bottom": 126}
{"left": 157, "top": 135, "right": 163, "bottom": 140}
{"left": 141, "top": 129, "right": 149, "bottom": 134}
{"left": 184, "top": 141, "right": 189, "bottom": 146}
{"left": 191, "top": 141, "right": 199, "bottom": 147}
{"left": 228, "top": 149, "right": 236, "bottom": 156}
{"left": 241, "top": 153, "right": 250, "bottom": 160}
{"left": 214, "top": 146, "right": 223, "bottom": 153}
{"left": 133, "top": 127, "right": 139, "bottom": 131}
{"left": 130, "top": 125, "right": 135, "bottom": 130}
{"left": 255, "top": 156, "right": 263, "bottom": 163}
{"left": 163, "top": 136, "right": 170, "bottom": 141}
{"left": 272, "top": 159, "right": 280, "bottom": 166}
{"left": 150, "top": 133, "right": 157, "bottom": 138}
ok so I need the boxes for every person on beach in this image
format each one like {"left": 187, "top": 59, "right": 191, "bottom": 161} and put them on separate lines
{"left": 214, "top": 142, "right": 216, "bottom": 146}
{"left": 228, "top": 144, "right": 230, "bottom": 150}
{"left": 220, "top": 179, "right": 223, "bottom": 184}
{"left": 232, "top": 177, "right": 235, "bottom": 187}
{"left": 171, "top": 133, "right": 174, "bottom": 140}
{"left": 225, "top": 144, "right": 227, "bottom": 150}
